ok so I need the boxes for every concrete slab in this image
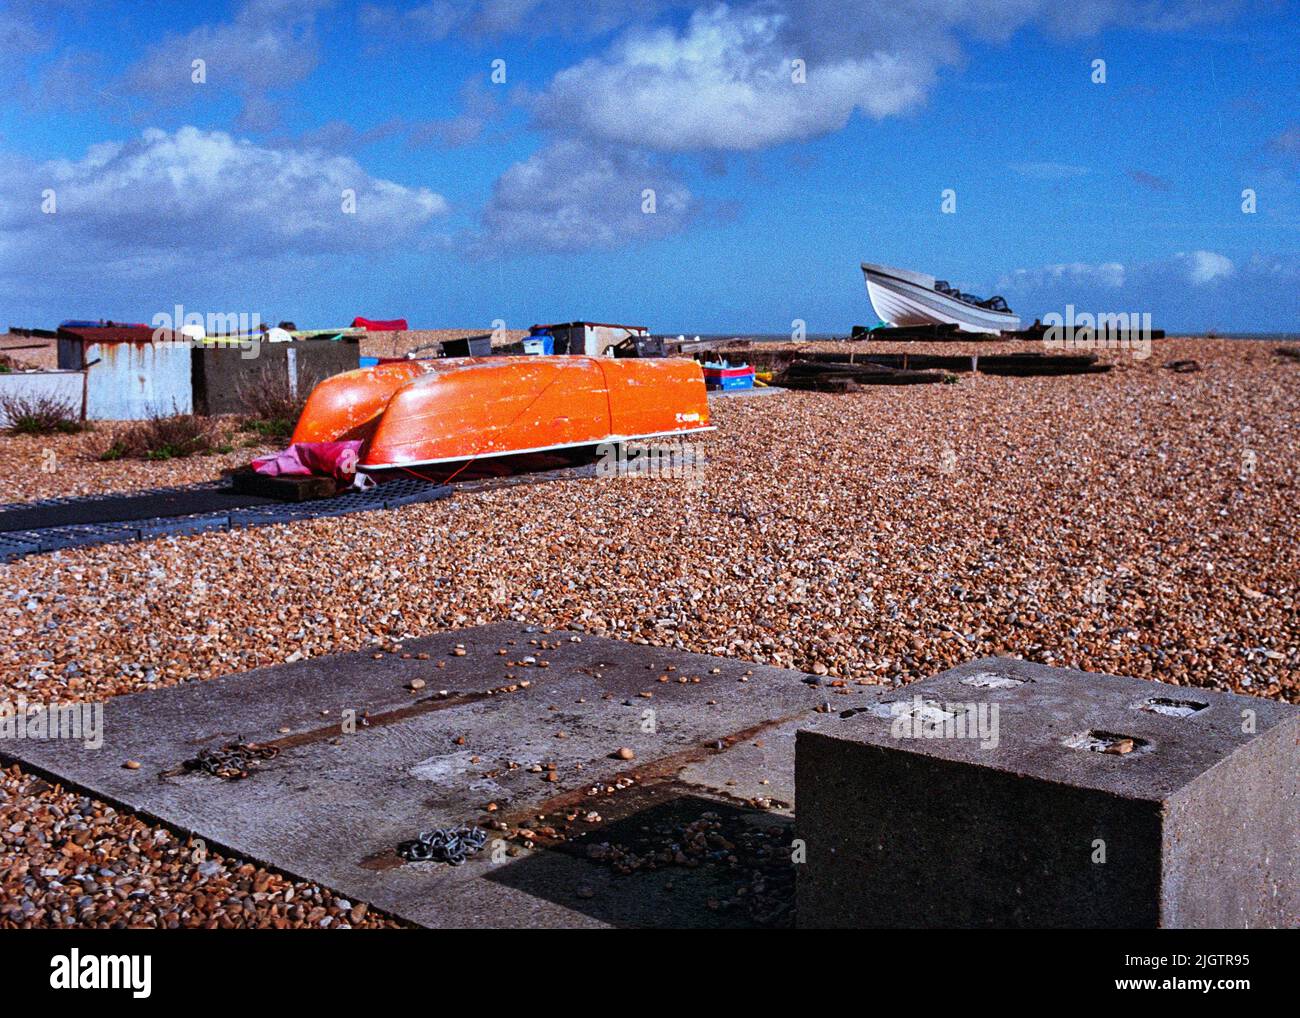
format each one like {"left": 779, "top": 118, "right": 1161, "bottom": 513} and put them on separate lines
{"left": 2, "top": 623, "right": 853, "bottom": 928}
{"left": 707, "top": 386, "right": 785, "bottom": 400}
{"left": 679, "top": 714, "right": 825, "bottom": 812}
{"left": 796, "top": 657, "right": 1300, "bottom": 929}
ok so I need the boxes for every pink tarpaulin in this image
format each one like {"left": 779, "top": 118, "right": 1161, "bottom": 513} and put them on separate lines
{"left": 251, "top": 441, "right": 363, "bottom": 480}
{"left": 352, "top": 317, "right": 408, "bottom": 331}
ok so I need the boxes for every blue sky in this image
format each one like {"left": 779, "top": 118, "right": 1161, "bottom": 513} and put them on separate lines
{"left": 0, "top": 0, "right": 1296, "bottom": 333}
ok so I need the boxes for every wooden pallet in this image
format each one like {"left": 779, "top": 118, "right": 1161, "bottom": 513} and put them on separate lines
{"left": 228, "top": 467, "right": 343, "bottom": 502}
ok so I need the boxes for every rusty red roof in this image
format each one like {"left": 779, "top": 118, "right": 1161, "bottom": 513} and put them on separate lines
{"left": 57, "top": 326, "right": 177, "bottom": 344}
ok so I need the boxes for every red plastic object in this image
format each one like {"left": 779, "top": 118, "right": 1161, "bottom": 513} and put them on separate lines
{"left": 251, "top": 441, "right": 363, "bottom": 479}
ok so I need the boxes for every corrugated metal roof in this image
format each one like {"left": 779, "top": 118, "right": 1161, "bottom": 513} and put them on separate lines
{"left": 57, "top": 326, "right": 178, "bottom": 344}
{"left": 530, "top": 321, "right": 647, "bottom": 332}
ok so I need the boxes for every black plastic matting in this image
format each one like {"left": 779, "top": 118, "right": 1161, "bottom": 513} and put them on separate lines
{"left": 0, "top": 484, "right": 276, "bottom": 533}
{"left": 0, "top": 478, "right": 451, "bottom": 563}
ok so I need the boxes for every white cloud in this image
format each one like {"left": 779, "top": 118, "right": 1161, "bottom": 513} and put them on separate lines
{"left": 122, "top": 0, "right": 333, "bottom": 128}
{"left": 0, "top": 2, "right": 60, "bottom": 102}
{"left": 0, "top": 126, "right": 448, "bottom": 282}
{"left": 999, "top": 261, "right": 1127, "bottom": 290}
{"left": 1242, "top": 252, "right": 1300, "bottom": 280}
{"left": 359, "top": 0, "right": 461, "bottom": 40}
{"left": 407, "top": 77, "right": 505, "bottom": 149}
{"left": 359, "top": 0, "right": 673, "bottom": 41}
{"left": 475, "top": 139, "right": 695, "bottom": 254}
{"left": 472, "top": 0, "right": 1240, "bottom": 252}
{"left": 528, "top": 1, "right": 1238, "bottom": 153}
{"left": 1270, "top": 124, "right": 1300, "bottom": 156}
{"left": 0, "top": 4, "right": 49, "bottom": 52}
{"left": 533, "top": 7, "right": 934, "bottom": 152}
{"left": 292, "top": 118, "right": 405, "bottom": 151}
{"left": 995, "top": 248, "right": 1266, "bottom": 326}
{"left": 1178, "top": 250, "right": 1234, "bottom": 285}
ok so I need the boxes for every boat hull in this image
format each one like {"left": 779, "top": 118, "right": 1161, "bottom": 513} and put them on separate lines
{"left": 291, "top": 355, "right": 712, "bottom": 470}
{"left": 862, "top": 262, "right": 1020, "bottom": 333}
{"left": 289, "top": 360, "right": 438, "bottom": 444}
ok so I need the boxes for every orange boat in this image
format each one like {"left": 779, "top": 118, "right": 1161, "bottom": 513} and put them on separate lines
{"left": 291, "top": 355, "right": 712, "bottom": 471}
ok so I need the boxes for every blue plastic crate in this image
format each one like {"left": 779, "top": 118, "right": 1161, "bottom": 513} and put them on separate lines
{"left": 705, "top": 373, "right": 755, "bottom": 391}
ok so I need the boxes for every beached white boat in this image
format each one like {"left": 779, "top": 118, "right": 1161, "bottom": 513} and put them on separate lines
{"left": 862, "top": 262, "right": 1020, "bottom": 334}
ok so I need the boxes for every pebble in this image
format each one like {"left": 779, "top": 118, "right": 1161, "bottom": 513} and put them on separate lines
{"left": 0, "top": 337, "right": 1294, "bottom": 928}
{"left": 0, "top": 764, "right": 400, "bottom": 930}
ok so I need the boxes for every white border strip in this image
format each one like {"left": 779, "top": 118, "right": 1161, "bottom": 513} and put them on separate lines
{"left": 362, "top": 426, "right": 716, "bottom": 470}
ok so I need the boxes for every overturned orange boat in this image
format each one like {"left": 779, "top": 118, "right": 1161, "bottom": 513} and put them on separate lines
{"left": 291, "top": 355, "right": 712, "bottom": 472}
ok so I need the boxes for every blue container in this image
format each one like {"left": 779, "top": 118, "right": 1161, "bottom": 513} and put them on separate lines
{"left": 525, "top": 331, "right": 555, "bottom": 355}
{"left": 360, "top": 356, "right": 380, "bottom": 368}
{"left": 711, "top": 373, "right": 754, "bottom": 391}
{"left": 702, "top": 361, "right": 755, "bottom": 391}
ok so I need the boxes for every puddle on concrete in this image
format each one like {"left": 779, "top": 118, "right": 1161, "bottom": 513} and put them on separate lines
{"left": 867, "top": 699, "right": 960, "bottom": 724}
{"left": 1062, "top": 730, "right": 1151, "bottom": 756}
{"left": 960, "top": 671, "right": 1027, "bottom": 690}
{"left": 408, "top": 750, "right": 511, "bottom": 798}
{"left": 408, "top": 750, "right": 481, "bottom": 783}
{"left": 1134, "top": 696, "right": 1208, "bottom": 718}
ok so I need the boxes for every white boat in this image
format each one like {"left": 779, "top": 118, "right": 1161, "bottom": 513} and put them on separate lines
{"left": 861, "top": 262, "right": 1020, "bottom": 334}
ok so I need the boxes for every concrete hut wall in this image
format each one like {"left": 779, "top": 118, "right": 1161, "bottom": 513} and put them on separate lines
{"left": 191, "top": 338, "right": 361, "bottom": 415}
{"left": 543, "top": 323, "right": 648, "bottom": 357}
{"left": 50, "top": 331, "right": 360, "bottom": 419}
{"left": 54, "top": 328, "right": 193, "bottom": 420}
{"left": 74, "top": 341, "right": 193, "bottom": 419}
{"left": 0, "top": 370, "right": 84, "bottom": 424}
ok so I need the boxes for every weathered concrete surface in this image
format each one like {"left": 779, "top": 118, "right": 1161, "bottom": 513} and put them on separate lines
{"left": 796, "top": 657, "right": 1299, "bottom": 929}
{"left": 680, "top": 715, "right": 811, "bottom": 812}
{"left": 0, "top": 370, "right": 83, "bottom": 425}
{"left": 707, "top": 386, "right": 786, "bottom": 400}
{"left": 192, "top": 339, "right": 360, "bottom": 415}
{"left": 2, "top": 623, "right": 855, "bottom": 928}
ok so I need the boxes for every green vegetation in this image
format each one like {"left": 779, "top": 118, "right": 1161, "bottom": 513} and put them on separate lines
{"left": 0, "top": 393, "right": 87, "bottom": 435}
{"left": 98, "top": 411, "right": 222, "bottom": 461}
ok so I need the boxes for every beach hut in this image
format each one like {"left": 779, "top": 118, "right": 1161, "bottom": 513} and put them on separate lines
{"left": 530, "top": 321, "right": 649, "bottom": 357}
{"left": 56, "top": 325, "right": 192, "bottom": 419}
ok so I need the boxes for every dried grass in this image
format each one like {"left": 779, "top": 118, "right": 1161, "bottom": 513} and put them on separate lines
{"left": 0, "top": 392, "right": 87, "bottom": 435}
{"left": 98, "top": 411, "right": 226, "bottom": 461}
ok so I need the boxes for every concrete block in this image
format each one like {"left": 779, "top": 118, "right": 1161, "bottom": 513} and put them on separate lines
{"left": 79, "top": 339, "right": 192, "bottom": 419}
{"left": 191, "top": 338, "right": 359, "bottom": 415}
{"left": 795, "top": 657, "right": 1298, "bottom": 929}
{"left": 0, "top": 370, "right": 83, "bottom": 423}
{"left": 3, "top": 622, "right": 831, "bottom": 928}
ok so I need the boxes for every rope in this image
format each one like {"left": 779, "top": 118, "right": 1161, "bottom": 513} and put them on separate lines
{"left": 385, "top": 359, "right": 588, "bottom": 486}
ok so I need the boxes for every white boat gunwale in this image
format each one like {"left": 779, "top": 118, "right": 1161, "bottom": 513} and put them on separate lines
{"left": 861, "top": 261, "right": 1020, "bottom": 333}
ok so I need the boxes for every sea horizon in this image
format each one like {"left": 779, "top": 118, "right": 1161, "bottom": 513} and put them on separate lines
{"left": 654, "top": 331, "right": 1300, "bottom": 343}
